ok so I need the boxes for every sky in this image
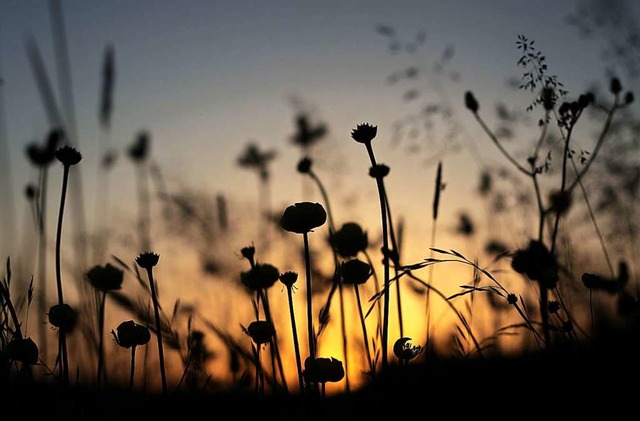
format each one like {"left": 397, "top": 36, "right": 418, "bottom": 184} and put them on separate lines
{"left": 1, "top": 1, "right": 632, "bottom": 216}
{"left": 0, "top": 0, "right": 638, "bottom": 389}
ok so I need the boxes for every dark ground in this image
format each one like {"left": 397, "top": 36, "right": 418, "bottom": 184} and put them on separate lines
{"left": 4, "top": 332, "right": 639, "bottom": 420}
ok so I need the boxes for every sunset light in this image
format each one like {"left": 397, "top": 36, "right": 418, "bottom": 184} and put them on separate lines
{"left": 2, "top": 0, "right": 639, "bottom": 417}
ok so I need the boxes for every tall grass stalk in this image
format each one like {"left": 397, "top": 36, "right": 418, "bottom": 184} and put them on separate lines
{"left": 53, "top": 146, "right": 82, "bottom": 384}
{"left": 301, "top": 158, "right": 350, "bottom": 391}
{"left": 425, "top": 162, "right": 442, "bottom": 350}
{"left": 351, "top": 123, "right": 390, "bottom": 368}
{"left": 136, "top": 253, "right": 167, "bottom": 394}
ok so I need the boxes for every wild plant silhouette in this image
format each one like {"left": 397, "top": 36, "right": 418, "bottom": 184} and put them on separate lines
{"left": 2, "top": 2, "right": 640, "bottom": 419}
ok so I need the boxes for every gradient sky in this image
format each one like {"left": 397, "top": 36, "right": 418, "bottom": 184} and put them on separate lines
{"left": 1, "top": 0, "right": 638, "bottom": 391}
{"left": 0, "top": 0, "right": 636, "bottom": 264}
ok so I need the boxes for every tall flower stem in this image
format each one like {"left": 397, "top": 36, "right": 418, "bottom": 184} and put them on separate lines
{"left": 383, "top": 188, "right": 404, "bottom": 337}
{"left": 307, "top": 167, "right": 349, "bottom": 391}
{"left": 303, "top": 232, "right": 315, "bottom": 359}
{"left": 144, "top": 266, "right": 167, "bottom": 394}
{"left": 363, "top": 251, "right": 383, "bottom": 338}
{"left": 37, "top": 167, "right": 49, "bottom": 361}
{"left": 54, "top": 164, "right": 71, "bottom": 384}
{"left": 96, "top": 291, "right": 107, "bottom": 385}
{"left": 286, "top": 285, "right": 305, "bottom": 394}
{"left": 363, "top": 142, "right": 390, "bottom": 369}
{"left": 337, "top": 283, "right": 349, "bottom": 392}
{"left": 354, "top": 285, "right": 373, "bottom": 374}
{"left": 130, "top": 346, "right": 137, "bottom": 389}
{"left": 259, "top": 290, "right": 287, "bottom": 392}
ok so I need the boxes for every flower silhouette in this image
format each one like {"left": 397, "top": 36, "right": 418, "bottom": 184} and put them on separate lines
{"left": 85, "top": 263, "right": 124, "bottom": 291}
{"left": 303, "top": 356, "right": 345, "bottom": 384}
{"left": 246, "top": 320, "right": 275, "bottom": 345}
{"left": 511, "top": 240, "right": 558, "bottom": 288}
{"left": 7, "top": 337, "right": 39, "bottom": 365}
{"left": 280, "top": 202, "right": 327, "bottom": 234}
{"left": 25, "top": 128, "right": 63, "bottom": 167}
{"left": 279, "top": 271, "right": 298, "bottom": 288}
{"left": 393, "top": 337, "right": 423, "bottom": 362}
{"left": 48, "top": 303, "right": 77, "bottom": 332}
{"left": 331, "top": 222, "right": 368, "bottom": 258}
{"left": 55, "top": 146, "right": 82, "bottom": 166}
{"left": 241, "top": 263, "right": 280, "bottom": 290}
{"left": 135, "top": 252, "right": 160, "bottom": 269}
{"left": 341, "top": 259, "right": 372, "bottom": 285}
{"left": 350, "top": 123, "right": 377, "bottom": 144}
{"left": 112, "top": 320, "right": 151, "bottom": 349}
{"left": 128, "top": 130, "right": 150, "bottom": 162}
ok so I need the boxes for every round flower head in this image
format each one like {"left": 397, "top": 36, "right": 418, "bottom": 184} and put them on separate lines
{"left": 26, "top": 128, "right": 63, "bottom": 167}
{"left": 240, "top": 246, "right": 256, "bottom": 266}
{"left": 279, "top": 271, "right": 298, "bottom": 288}
{"left": 135, "top": 252, "right": 159, "bottom": 270}
{"left": 55, "top": 146, "right": 82, "bottom": 166}
{"left": 625, "top": 92, "right": 634, "bottom": 105}
{"left": 511, "top": 240, "right": 558, "bottom": 288}
{"left": 393, "top": 337, "right": 423, "bottom": 362}
{"left": 129, "top": 130, "right": 150, "bottom": 162}
{"left": 280, "top": 202, "right": 327, "bottom": 234}
{"left": 7, "top": 337, "right": 39, "bottom": 365}
{"left": 350, "top": 123, "right": 377, "bottom": 144}
{"left": 25, "top": 184, "right": 37, "bottom": 201}
{"left": 331, "top": 222, "right": 368, "bottom": 258}
{"left": 549, "top": 190, "right": 572, "bottom": 215}
{"left": 246, "top": 320, "right": 275, "bottom": 345}
{"left": 464, "top": 91, "right": 479, "bottom": 113}
{"left": 48, "top": 303, "right": 77, "bottom": 332}
{"left": 112, "top": 320, "right": 151, "bottom": 349}
{"left": 297, "top": 157, "right": 312, "bottom": 174}
{"left": 610, "top": 77, "right": 622, "bottom": 95}
{"left": 341, "top": 259, "right": 372, "bottom": 285}
{"left": 303, "top": 356, "right": 345, "bottom": 383}
{"left": 86, "top": 263, "right": 124, "bottom": 292}
{"left": 241, "top": 263, "right": 280, "bottom": 290}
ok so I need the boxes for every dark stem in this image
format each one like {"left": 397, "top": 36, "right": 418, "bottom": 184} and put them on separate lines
{"left": 540, "top": 286, "right": 551, "bottom": 345}
{"left": 570, "top": 157, "right": 615, "bottom": 278}
{"left": 473, "top": 113, "right": 532, "bottom": 176}
{"left": 354, "top": 285, "right": 374, "bottom": 374}
{"left": 54, "top": 164, "right": 70, "bottom": 384}
{"left": 96, "top": 291, "right": 107, "bottom": 386}
{"left": 308, "top": 167, "right": 350, "bottom": 391}
{"left": 260, "top": 290, "right": 288, "bottom": 392}
{"left": 0, "top": 283, "right": 23, "bottom": 340}
{"left": 54, "top": 166, "right": 69, "bottom": 305}
{"left": 383, "top": 187, "right": 403, "bottom": 338}
{"left": 532, "top": 173, "right": 545, "bottom": 242}
{"left": 363, "top": 251, "right": 383, "bottom": 339}
{"left": 309, "top": 171, "right": 335, "bottom": 234}
{"left": 286, "top": 286, "right": 305, "bottom": 394}
{"left": 130, "top": 346, "right": 136, "bottom": 390}
{"left": 146, "top": 267, "right": 167, "bottom": 394}
{"left": 424, "top": 221, "right": 437, "bottom": 350}
{"left": 258, "top": 345, "right": 264, "bottom": 395}
{"left": 337, "top": 283, "right": 350, "bottom": 393}
{"left": 364, "top": 142, "right": 390, "bottom": 369}
{"left": 565, "top": 100, "right": 619, "bottom": 193}
{"left": 37, "top": 167, "right": 49, "bottom": 361}
{"left": 303, "top": 232, "right": 315, "bottom": 359}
